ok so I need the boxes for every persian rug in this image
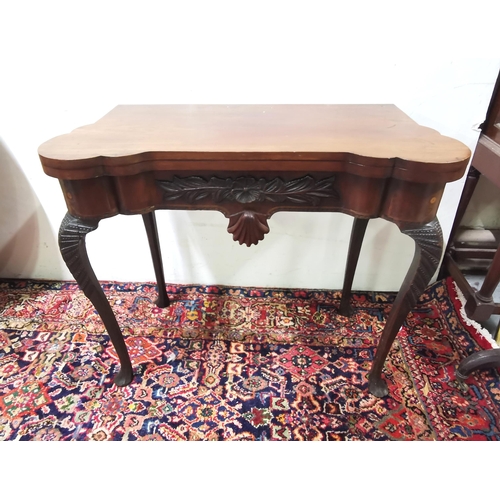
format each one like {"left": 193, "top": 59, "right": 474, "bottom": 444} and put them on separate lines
{"left": 0, "top": 277, "right": 499, "bottom": 441}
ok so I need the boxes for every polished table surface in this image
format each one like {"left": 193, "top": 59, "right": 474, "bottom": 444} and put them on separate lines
{"left": 39, "top": 105, "right": 471, "bottom": 397}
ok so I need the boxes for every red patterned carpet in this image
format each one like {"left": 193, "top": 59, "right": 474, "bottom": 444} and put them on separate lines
{"left": 0, "top": 277, "right": 499, "bottom": 440}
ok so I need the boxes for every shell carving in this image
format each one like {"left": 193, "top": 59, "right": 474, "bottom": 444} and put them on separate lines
{"left": 227, "top": 211, "right": 270, "bottom": 247}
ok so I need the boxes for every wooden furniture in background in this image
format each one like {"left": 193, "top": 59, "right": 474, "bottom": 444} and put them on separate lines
{"left": 38, "top": 105, "right": 470, "bottom": 397}
{"left": 441, "top": 72, "right": 500, "bottom": 380}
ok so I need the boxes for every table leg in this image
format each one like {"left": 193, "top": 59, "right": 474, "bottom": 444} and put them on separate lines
{"left": 368, "top": 217, "right": 443, "bottom": 397}
{"left": 58, "top": 212, "right": 133, "bottom": 386}
{"left": 142, "top": 211, "right": 170, "bottom": 308}
{"left": 339, "top": 218, "right": 369, "bottom": 316}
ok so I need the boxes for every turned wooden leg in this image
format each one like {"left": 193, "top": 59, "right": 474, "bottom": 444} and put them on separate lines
{"left": 464, "top": 245, "right": 500, "bottom": 321}
{"left": 446, "top": 167, "right": 480, "bottom": 251}
{"left": 368, "top": 217, "right": 443, "bottom": 397}
{"left": 339, "top": 217, "right": 369, "bottom": 316}
{"left": 142, "top": 211, "right": 170, "bottom": 308}
{"left": 456, "top": 349, "right": 500, "bottom": 381}
{"left": 59, "top": 212, "right": 133, "bottom": 386}
{"left": 457, "top": 245, "right": 500, "bottom": 380}
{"left": 438, "top": 166, "right": 480, "bottom": 280}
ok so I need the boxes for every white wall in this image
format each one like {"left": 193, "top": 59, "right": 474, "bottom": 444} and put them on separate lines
{"left": 461, "top": 175, "right": 500, "bottom": 229}
{"left": 1, "top": 1, "right": 499, "bottom": 291}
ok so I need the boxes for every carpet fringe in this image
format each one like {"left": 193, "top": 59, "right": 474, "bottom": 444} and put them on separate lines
{"left": 450, "top": 279, "right": 499, "bottom": 349}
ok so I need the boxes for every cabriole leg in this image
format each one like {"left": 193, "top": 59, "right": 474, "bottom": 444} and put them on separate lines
{"left": 368, "top": 218, "right": 443, "bottom": 397}
{"left": 59, "top": 212, "right": 133, "bottom": 386}
{"left": 339, "top": 218, "right": 369, "bottom": 316}
{"left": 142, "top": 211, "right": 170, "bottom": 308}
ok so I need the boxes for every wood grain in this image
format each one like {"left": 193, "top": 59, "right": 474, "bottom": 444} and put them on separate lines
{"left": 39, "top": 105, "right": 470, "bottom": 183}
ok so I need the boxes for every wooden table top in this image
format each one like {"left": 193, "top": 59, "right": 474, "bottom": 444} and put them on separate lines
{"left": 39, "top": 104, "right": 471, "bottom": 181}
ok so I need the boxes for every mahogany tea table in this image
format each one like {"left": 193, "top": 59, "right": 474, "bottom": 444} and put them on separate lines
{"left": 38, "top": 105, "right": 471, "bottom": 397}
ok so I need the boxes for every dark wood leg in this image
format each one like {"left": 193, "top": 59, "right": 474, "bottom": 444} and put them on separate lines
{"left": 456, "top": 349, "right": 500, "bottom": 381}
{"left": 438, "top": 166, "right": 480, "bottom": 280}
{"left": 339, "top": 218, "right": 369, "bottom": 316}
{"left": 59, "top": 212, "right": 133, "bottom": 386}
{"left": 447, "top": 166, "right": 480, "bottom": 248}
{"left": 368, "top": 217, "right": 443, "bottom": 397}
{"left": 142, "top": 211, "right": 170, "bottom": 308}
{"left": 458, "top": 245, "right": 500, "bottom": 380}
{"left": 464, "top": 245, "right": 500, "bottom": 321}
